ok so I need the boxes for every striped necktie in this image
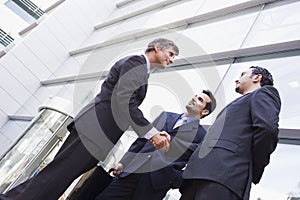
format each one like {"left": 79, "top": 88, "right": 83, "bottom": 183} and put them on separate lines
{"left": 173, "top": 116, "right": 188, "bottom": 129}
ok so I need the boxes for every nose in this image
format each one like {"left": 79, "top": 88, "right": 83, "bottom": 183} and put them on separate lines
{"left": 169, "top": 57, "right": 174, "bottom": 64}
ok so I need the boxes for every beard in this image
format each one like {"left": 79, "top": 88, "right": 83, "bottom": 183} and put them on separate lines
{"left": 235, "top": 86, "right": 241, "bottom": 94}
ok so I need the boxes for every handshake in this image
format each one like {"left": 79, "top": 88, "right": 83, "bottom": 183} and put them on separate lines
{"left": 150, "top": 131, "right": 171, "bottom": 151}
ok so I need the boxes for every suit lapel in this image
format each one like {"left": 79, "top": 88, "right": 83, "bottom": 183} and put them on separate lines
{"left": 166, "top": 114, "right": 182, "bottom": 132}
{"left": 168, "top": 115, "right": 200, "bottom": 136}
{"left": 216, "top": 93, "right": 251, "bottom": 119}
{"left": 177, "top": 120, "right": 199, "bottom": 132}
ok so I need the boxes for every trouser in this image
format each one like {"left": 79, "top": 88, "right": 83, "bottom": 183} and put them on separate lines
{"left": 180, "top": 179, "right": 242, "bottom": 200}
{"left": 96, "top": 173, "right": 170, "bottom": 200}
{"left": 1, "top": 129, "right": 99, "bottom": 200}
{"left": 71, "top": 166, "right": 113, "bottom": 200}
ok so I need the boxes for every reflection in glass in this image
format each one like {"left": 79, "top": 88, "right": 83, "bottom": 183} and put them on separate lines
{"left": 100, "top": 131, "right": 138, "bottom": 171}
{"left": 0, "top": 109, "right": 72, "bottom": 193}
{"left": 251, "top": 143, "right": 300, "bottom": 199}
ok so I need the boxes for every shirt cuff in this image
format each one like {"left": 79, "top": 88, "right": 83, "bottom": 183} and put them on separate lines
{"left": 143, "top": 127, "right": 158, "bottom": 139}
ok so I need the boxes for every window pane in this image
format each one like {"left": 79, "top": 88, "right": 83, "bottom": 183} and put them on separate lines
{"left": 250, "top": 143, "right": 300, "bottom": 199}
{"left": 215, "top": 55, "right": 300, "bottom": 129}
{"left": 243, "top": 0, "right": 300, "bottom": 47}
{"left": 5, "top": 0, "right": 35, "bottom": 24}
{"left": 181, "top": 8, "right": 260, "bottom": 55}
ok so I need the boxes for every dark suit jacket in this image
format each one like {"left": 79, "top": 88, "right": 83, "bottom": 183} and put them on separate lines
{"left": 182, "top": 86, "right": 281, "bottom": 199}
{"left": 119, "top": 111, "right": 206, "bottom": 190}
{"left": 67, "top": 55, "right": 154, "bottom": 160}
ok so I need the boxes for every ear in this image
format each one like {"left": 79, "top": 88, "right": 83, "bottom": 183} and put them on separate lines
{"left": 154, "top": 43, "right": 160, "bottom": 52}
{"left": 201, "top": 109, "right": 209, "bottom": 117}
{"left": 253, "top": 74, "right": 262, "bottom": 83}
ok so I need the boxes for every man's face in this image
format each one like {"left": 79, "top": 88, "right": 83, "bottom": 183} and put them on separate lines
{"left": 235, "top": 68, "right": 254, "bottom": 94}
{"left": 154, "top": 46, "right": 177, "bottom": 69}
{"left": 186, "top": 93, "right": 211, "bottom": 117}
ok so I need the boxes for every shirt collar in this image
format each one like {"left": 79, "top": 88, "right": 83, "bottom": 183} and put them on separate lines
{"left": 142, "top": 53, "right": 151, "bottom": 74}
{"left": 182, "top": 113, "right": 198, "bottom": 123}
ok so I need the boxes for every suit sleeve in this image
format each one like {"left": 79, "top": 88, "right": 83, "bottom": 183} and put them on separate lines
{"left": 169, "top": 125, "right": 206, "bottom": 189}
{"left": 167, "top": 123, "right": 204, "bottom": 160}
{"left": 119, "top": 112, "right": 166, "bottom": 167}
{"left": 119, "top": 138, "right": 148, "bottom": 167}
{"left": 250, "top": 86, "right": 281, "bottom": 184}
{"left": 111, "top": 56, "right": 156, "bottom": 137}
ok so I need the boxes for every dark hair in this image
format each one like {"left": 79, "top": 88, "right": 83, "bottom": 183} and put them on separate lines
{"left": 250, "top": 66, "right": 274, "bottom": 86}
{"left": 201, "top": 89, "right": 216, "bottom": 118}
{"left": 145, "top": 38, "right": 179, "bottom": 55}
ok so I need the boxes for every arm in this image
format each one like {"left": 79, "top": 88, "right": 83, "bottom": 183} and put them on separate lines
{"left": 118, "top": 112, "right": 167, "bottom": 167}
{"left": 166, "top": 121, "right": 204, "bottom": 160}
{"left": 118, "top": 138, "right": 148, "bottom": 168}
{"left": 111, "top": 56, "right": 154, "bottom": 136}
{"left": 111, "top": 57, "right": 170, "bottom": 149}
{"left": 251, "top": 86, "right": 281, "bottom": 184}
{"left": 168, "top": 124, "right": 205, "bottom": 189}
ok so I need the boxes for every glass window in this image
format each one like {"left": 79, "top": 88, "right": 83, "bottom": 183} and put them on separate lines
{"left": 0, "top": 109, "right": 71, "bottom": 193}
{"left": 4, "top": 0, "right": 44, "bottom": 24}
{"left": 0, "top": 29, "right": 14, "bottom": 48}
{"left": 218, "top": 55, "right": 300, "bottom": 129}
{"left": 136, "top": 64, "right": 229, "bottom": 126}
{"left": 181, "top": 7, "right": 260, "bottom": 55}
{"left": 100, "top": 130, "right": 137, "bottom": 170}
{"left": 250, "top": 143, "right": 300, "bottom": 199}
{"left": 243, "top": 0, "right": 300, "bottom": 48}
{"left": 161, "top": 143, "right": 300, "bottom": 200}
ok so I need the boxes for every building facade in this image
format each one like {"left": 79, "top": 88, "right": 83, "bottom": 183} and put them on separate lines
{"left": 0, "top": 0, "right": 300, "bottom": 199}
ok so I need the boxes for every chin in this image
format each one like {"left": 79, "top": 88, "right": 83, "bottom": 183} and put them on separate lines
{"left": 235, "top": 87, "right": 243, "bottom": 94}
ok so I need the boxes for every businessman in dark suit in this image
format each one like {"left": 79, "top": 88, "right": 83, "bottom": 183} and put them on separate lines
{"left": 96, "top": 90, "right": 216, "bottom": 200}
{"left": 0, "top": 38, "right": 179, "bottom": 200}
{"left": 180, "top": 66, "right": 281, "bottom": 200}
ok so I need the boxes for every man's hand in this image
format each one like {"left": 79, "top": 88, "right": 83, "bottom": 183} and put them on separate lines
{"left": 110, "top": 163, "right": 124, "bottom": 176}
{"left": 150, "top": 131, "right": 171, "bottom": 151}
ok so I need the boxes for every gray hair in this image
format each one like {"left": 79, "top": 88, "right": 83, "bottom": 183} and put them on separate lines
{"left": 145, "top": 38, "right": 179, "bottom": 55}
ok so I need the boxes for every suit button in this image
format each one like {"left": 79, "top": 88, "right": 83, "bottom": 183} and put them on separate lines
{"left": 148, "top": 155, "right": 151, "bottom": 158}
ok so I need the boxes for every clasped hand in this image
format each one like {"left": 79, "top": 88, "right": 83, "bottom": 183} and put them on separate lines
{"left": 110, "top": 163, "right": 124, "bottom": 176}
{"left": 150, "top": 131, "right": 170, "bottom": 151}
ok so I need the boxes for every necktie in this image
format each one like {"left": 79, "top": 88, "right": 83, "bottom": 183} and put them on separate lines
{"left": 173, "top": 117, "right": 188, "bottom": 129}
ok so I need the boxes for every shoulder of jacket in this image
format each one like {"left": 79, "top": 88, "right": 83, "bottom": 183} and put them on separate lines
{"left": 166, "top": 112, "right": 182, "bottom": 119}
{"left": 165, "top": 111, "right": 179, "bottom": 115}
{"left": 254, "top": 85, "right": 279, "bottom": 96}
{"left": 126, "top": 54, "right": 145, "bottom": 62}
{"left": 251, "top": 86, "right": 281, "bottom": 105}
{"left": 115, "top": 54, "right": 144, "bottom": 65}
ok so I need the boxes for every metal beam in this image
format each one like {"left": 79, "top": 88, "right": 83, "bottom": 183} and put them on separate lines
{"left": 43, "top": 40, "right": 300, "bottom": 86}
{"left": 41, "top": 71, "right": 109, "bottom": 86}
{"left": 8, "top": 115, "right": 34, "bottom": 121}
{"left": 95, "top": 0, "right": 186, "bottom": 30}
{"left": 71, "top": 0, "right": 281, "bottom": 55}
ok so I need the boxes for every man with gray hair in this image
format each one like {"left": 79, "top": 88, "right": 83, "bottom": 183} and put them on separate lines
{"left": 1, "top": 38, "right": 179, "bottom": 200}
